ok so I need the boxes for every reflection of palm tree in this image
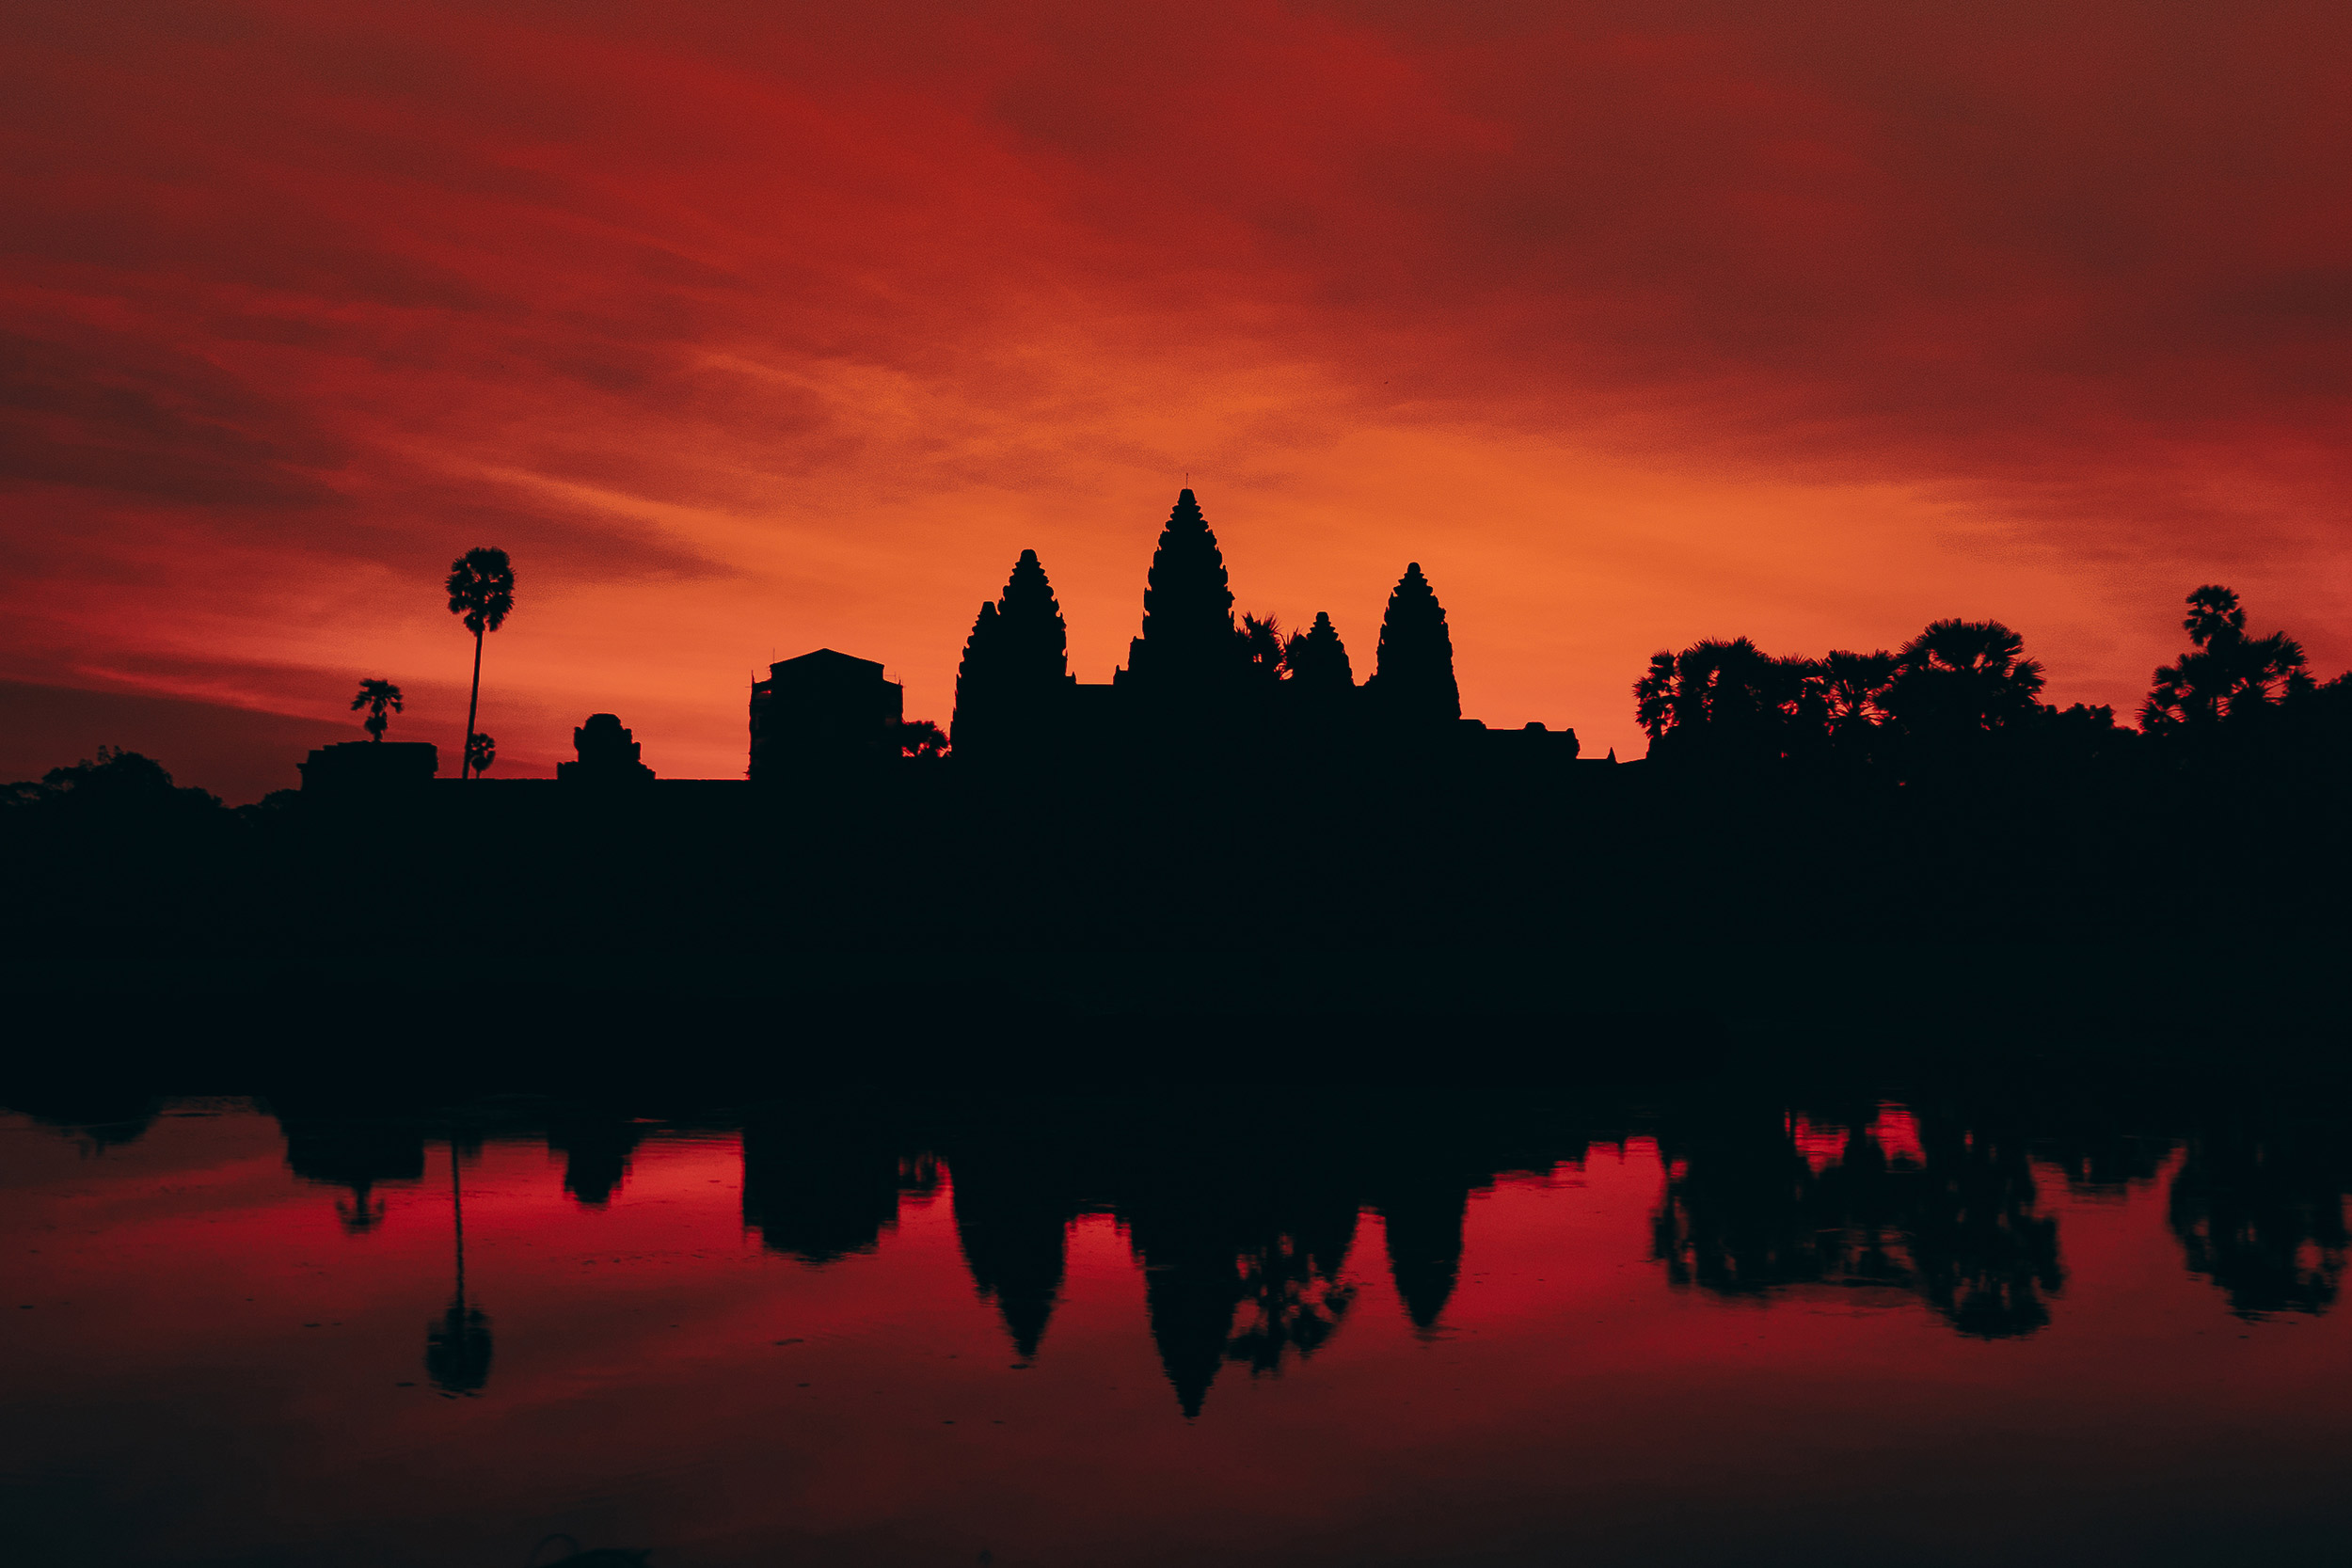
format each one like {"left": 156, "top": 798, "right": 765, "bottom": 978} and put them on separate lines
{"left": 1653, "top": 1104, "right": 2062, "bottom": 1338}
{"left": 1903, "top": 1114, "right": 2063, "bottom": 1338}
{"left": 444, "top": 546, "right": 516, "bottom": 780}
{"left": 424, "top": 1139, "right": 492, "bottom": 1395}
{"left": 1652, "top": 1116, "right": 1836, "bottom": 1297}
{"left": 2169, "top": 1118, "right": 2349, "bottom": 1318}
{"left": 336, "top": 1185, "right": 387, "bottom": 1234}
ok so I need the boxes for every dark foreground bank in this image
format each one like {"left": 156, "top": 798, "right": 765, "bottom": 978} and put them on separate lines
{"left": 7, "top": 734, "right": 2348, "bottom": 1083}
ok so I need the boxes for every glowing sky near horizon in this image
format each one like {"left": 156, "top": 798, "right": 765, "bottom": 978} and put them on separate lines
{"left": 5, "top": 0, "right": 2349, "bottom": 784}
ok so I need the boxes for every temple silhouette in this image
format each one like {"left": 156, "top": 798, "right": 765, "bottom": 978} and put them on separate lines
{"left": 948, "top": 488, "right": 1575, "bottom": 771}
{"left": 288, "top": 486, "right": 1578, "bottom": 794}
{"left": 265, "top": 483, "right": 2344, "bottom": 816}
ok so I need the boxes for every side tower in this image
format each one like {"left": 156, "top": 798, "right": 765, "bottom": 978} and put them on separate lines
{"left": 1279, "top": 610, "right": 1359, "bottom": 746}
{"left": 952, "top": 548, "right": 1072, "bottom": 763}
{"left": 749, "top": 649, "right": 904, "bottom": 779}
{"left": 1285, "top": 610, "right": 1356, "bottom": 697}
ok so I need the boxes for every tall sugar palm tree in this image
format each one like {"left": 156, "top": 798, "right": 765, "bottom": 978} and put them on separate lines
{"left": 444, "top": 547, "right": 515, "bottom": 780}
{"left": 351, "top": 678, "right": 404, "bottom": 741}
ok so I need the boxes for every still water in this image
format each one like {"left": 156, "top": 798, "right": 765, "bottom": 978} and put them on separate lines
{"left": 4, "top": 1088, "right": 2349, "bottom": 1566}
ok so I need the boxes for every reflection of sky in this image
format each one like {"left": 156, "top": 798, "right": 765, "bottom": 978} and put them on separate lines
{"left": 5, "top": 1104, "right": 2352, "bottom": 1566}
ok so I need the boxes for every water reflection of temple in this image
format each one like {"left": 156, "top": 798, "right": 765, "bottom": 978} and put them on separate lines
{"left": 196, "top": 1091, "right": 2352, "bottom": 1418}
{"left": 740, "top": 1106, "right": 933, "bottom": 1263}
{"left": 928, "top": 1107, "right": 1538, "bottom": 1415}
{"left": 546, "top": 1103, "right": 649, "bottom": 1208}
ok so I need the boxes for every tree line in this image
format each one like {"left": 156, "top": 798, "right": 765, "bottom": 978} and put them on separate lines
{"left": 8, "top": 575, "right": 2344, "bottom": 816}
{"left": 1630, "top": 584, "right": 2345, "bottom": 770}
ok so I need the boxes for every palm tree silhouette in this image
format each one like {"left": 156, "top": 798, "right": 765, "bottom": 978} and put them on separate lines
{"left": 444, "top": 547, "right": 516, "bottom": 780}
{"left": 465, "top": 732, "right": 496, "bottom": 776}
{"left": 897, "top": 720, "right": 949, "bottom": 760}
{"left": 2141, "top": 585, "right": 2309, "bottom": 732}
{"left": 1237, "top": 613, "right": 1285, "bottom": 686}
{"left": 1882, "top": 618, "right": 2044, "bottom": 740}
{"left": 1633, "top": 650, "right": 1681, "bottom": 742}
{"left": 1634, "top": 637, "right": 1814, "bottom": 760}
{"left": 1819, "top": 650, "right": 1896, "bottom": 742}
{"left": 350, "top": 678, "right": 404, "bottom": 741}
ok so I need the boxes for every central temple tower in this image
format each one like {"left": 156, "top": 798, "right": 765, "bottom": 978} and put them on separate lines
{"left": 1119, "top": 488, "right": 1242, "bottom": 700}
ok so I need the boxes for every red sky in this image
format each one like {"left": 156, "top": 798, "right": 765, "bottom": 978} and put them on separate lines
{"left": 6, "top": 0, "right": 2349, "bottom": 798}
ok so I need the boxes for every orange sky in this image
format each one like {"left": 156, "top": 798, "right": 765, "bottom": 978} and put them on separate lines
{"left": 6, "top": 0, "right": 2349, "bottom": 798}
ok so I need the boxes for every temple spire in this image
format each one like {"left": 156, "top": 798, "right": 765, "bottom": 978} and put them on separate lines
{"left": 1368, "top": 562, "right": 1460, "bottom": 723}
{"left": 1285, "top": 611, "right": 1355, "bottom": 692}
{"left": 952, "top": 549, "right": 1071, "bottom": 758}
{"left": 998, "top": 548, "right": 1068, "bottom": 685}
{"left": 1124, "top": 488, "right": 1239, "bottom": 691}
